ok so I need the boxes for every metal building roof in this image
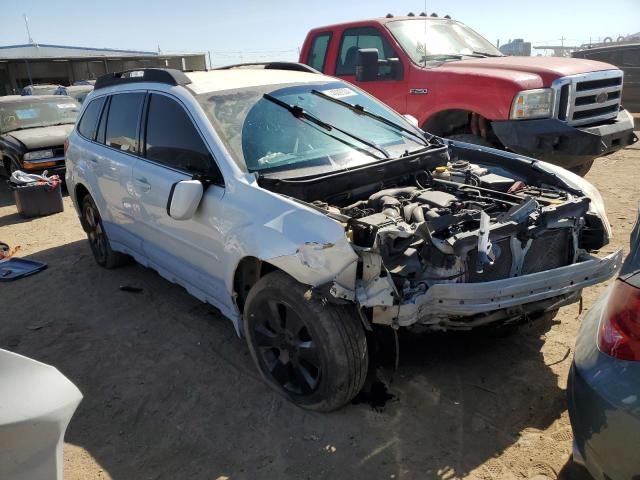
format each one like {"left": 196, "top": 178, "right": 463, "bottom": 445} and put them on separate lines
{"left": 0, "top": 43, "right": 203, "bottom": 60}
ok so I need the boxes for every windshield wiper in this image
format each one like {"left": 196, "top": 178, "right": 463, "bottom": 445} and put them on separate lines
{"left": 263, "top": 93, "right": 390, "bottom": 159}
{"left": 422, "top": 54, "right": 463, "bottom": 61}
{"left": 311, "top": 90, "right": 429, "bottom": 147}
{"left": 471, "top": 50, "right": 503, "bottom": 58}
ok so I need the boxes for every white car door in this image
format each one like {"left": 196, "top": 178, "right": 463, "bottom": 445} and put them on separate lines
{"left": 93, "top": 92, "right": 146, "bottom": 253}
{"left": 131, "top": 92, "right": 229, "bottom": 308}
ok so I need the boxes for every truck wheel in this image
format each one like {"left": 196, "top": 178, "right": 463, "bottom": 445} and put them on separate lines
{"left": 447, "top": 133, "right": 494, "bottom": 147}
{"left": 568, "top": 160, "right": 594, "bottom": 177}
{"left": 244, "top": 271, "right": 368, "bottom": 411}
{"left": 81, "top": 196, "right": 129, "bottom": 269}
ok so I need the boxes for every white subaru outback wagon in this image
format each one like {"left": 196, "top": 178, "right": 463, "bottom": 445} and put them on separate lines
{"left": 66, "top": 66, "right": 621, "bottom": 411}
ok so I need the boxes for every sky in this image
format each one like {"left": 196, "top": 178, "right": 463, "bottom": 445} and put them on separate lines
{"left": 1, "top": 0, "right": 639, "bottom": 65}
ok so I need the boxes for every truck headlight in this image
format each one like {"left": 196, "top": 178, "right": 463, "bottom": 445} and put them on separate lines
{"left": 24, "top": 149, "right": 54, "bottom": 161}
{"left": 536, "top": 161, "right": 612, "bottom": 243}
{"left": 510, "top": 89, "right": 554, "bottom": 120}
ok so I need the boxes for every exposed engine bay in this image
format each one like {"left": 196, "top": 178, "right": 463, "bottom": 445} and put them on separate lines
{"left": 259, "top": 143, "right": 619, "bottom": 330}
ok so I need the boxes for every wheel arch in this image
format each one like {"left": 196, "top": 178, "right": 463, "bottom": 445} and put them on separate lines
{"left": 422, "top": 108, "right": 502, "bottom": 146}
{"left": 74, "top": 182, "right": 91, "bottom": 208}
{"left": 232, "top": 256, "right": 282, "bottom": 314}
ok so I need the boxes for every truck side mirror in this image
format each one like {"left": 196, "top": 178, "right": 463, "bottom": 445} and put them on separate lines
{"left": 167, "top": 180, "right": 204, "bottom": 220}
{"left": 356, "top": 48, "right": 380, "bottom": 82}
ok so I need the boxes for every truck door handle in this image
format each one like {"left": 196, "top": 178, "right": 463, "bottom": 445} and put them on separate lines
{"left": 135, "top": 177, "right": 151, "bottom": 192}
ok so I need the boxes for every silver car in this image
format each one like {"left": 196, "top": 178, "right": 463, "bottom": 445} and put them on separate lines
{"left": 568, "top": 210, "right": 640, "bottom": 480}
{"left": 65, "top": 66, "right": 621, "bottom": 411}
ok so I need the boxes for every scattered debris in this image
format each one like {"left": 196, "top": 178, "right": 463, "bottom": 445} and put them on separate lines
{"left": 119, "top": 285, "right": 144, "bottom": 293}
{"left": 0, "top": 258, "right": 47, "bottom": 282}
{"left": 323, "top": 444, "right": 337, "bottom": 453}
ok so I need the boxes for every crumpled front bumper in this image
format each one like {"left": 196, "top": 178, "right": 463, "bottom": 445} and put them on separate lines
{"left": 370, "top": 250, "right": 623, "bottom": 328}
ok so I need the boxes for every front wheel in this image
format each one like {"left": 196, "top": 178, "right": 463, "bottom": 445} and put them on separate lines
{"left": 447, "top": 133, "right": 495, "bottom": 147}
{"left": 244, "top": 271, "right": 368, "bottom": 411}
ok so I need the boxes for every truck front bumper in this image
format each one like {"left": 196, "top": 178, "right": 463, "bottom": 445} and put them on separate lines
{"left": 369, "top": 250, "right": 623, "bottom": 329}
{"left": 491, "top": 109, "right": 637, "bottom": 170}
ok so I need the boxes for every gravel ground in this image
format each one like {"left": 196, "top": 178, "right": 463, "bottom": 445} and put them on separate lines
{"left": 1, "top": 141, "right": 638, "bottom": 480}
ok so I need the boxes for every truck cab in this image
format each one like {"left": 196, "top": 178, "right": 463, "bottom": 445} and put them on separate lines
{"left": 300, "top": 14, "right": 638, "bottom": 175}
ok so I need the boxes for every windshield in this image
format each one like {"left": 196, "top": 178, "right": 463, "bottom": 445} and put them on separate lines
{"left": 197, "top": 81, "right": 428, "bottom": 177}
{"left": 0, "top": 97, "right": 80, "bottom": 134}
{"left": 386, "top": 19, "right": 503, "bottom": 65}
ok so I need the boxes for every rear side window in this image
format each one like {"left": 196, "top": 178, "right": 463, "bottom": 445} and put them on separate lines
{"left": 105, "top": 92, "right": 145, "bottom": 154}
{"left": 77, "top": 97, "right": 105, "bottom": 140}
{"left": 308, "top": 33, "right": 331, "bottom": 71}
{"left": 336, "top": 27, "right": 395, "bottom": 76}
{"left": 144, "top": 93, "right": 216, "bottom": 177}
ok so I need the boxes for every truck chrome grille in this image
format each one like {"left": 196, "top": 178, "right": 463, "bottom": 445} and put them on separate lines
{"left": 552, "top": 70, "right": 623, "bottom": 127}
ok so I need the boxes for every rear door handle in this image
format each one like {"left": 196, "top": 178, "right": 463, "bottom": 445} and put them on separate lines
{"left": 135, "top": 177, "right": 151, "bottom": 192}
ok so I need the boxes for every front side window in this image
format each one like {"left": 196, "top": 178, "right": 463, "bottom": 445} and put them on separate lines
{"left": 104, "top": 92, "right": 145, "bottom": 153}
{"left": 308, "top": 33, "right": 331, "bottom": 72}
{"left": 144, "top": 93, "right": 216, "bottom": 177}
{"left": 0, "top": 97, "right": 80, "bottom": 134}
{"left": 336, "top": 27, "right": 396, "bottom": 76}
{"left": 196, "top": 81, "right": 428, "bottom": 177}
{"left": 386, "top": 19, "right": 502, "bottom": 65}
{"left": 77, "top": 97, "right": 105, "bottom": 140}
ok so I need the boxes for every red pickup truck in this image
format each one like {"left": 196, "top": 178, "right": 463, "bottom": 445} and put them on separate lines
{"left": 300, "top": 14, "right": 638, "bottom": 175}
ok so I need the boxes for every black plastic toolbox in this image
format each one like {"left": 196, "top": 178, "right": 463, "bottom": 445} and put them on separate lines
{"left": 9, "top": 181, "right": 64, "bottom": 218}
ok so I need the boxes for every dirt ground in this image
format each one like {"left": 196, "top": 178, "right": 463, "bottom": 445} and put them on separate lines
{"left": 1, "top": 140, "right": 639, "bottom": 480}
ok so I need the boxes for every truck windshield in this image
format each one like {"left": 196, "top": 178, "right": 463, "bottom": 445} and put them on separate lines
{"left": 0, "top": 97, "right": 80, "bottom": 134}
{"left": 197, "top": 81, "right": 429, "bottom": 177}
{"left": 386, "top": 19, "right": 503, "bottom": 65}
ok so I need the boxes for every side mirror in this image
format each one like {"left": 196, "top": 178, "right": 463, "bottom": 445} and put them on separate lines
{"left": 355, "top": 48, "right": 380, "bottom": 82}
{"left": 167, "top": 180, "right": 204, "bottom": 220}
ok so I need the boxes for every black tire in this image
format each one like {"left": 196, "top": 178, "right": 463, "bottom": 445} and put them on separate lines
{"left": 447, "top": 133, "right": 494, "bottom": 147}
{"left": 244, "top": 271, "right": 368, "bottom": 411}
{"left": 3, "top": 157, "right": 17, "bottom": 177}
{"left": 80, "top": 195, "right": 129, "bottom": 268}
{"left": 568, "top": 160, "right": 594, "bottom": 177}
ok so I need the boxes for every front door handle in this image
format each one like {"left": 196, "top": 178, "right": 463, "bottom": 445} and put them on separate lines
{"left": 135, "top": 177, "right": 151, "bottom": 192}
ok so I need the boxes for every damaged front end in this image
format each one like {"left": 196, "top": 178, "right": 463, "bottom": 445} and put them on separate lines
{"left": 260, "top": 143, "right": 622, "bottom": 331}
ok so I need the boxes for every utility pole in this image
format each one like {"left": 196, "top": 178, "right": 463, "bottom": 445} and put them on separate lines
{"left": 23, "top": 14, "right": 35, "bottom": 45}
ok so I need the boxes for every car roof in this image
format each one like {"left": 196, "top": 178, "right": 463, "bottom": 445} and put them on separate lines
{"left": 0, "top": 95, "right": 74, "bottom": 103}
{"left": 309, "top": 15, "right": 457, "bottom": 32}
{"left": 184, "top": 69, "right": 337, "bottom": 95}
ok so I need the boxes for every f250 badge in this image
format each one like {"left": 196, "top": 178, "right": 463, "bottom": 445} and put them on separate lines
{"left": 409, "top": 88, "right": 429, "bottom": 95}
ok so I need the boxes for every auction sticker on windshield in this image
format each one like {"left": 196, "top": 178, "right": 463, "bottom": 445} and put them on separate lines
{"left": 321, "top": 87, "right": 357, "bottom": 99}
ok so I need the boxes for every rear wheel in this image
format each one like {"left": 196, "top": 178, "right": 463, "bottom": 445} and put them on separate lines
{"left": 244, "top": 271, "right": 368, "bottom": 411}
{"left": 81, "top": 195, "right": 129, "bottom": 268}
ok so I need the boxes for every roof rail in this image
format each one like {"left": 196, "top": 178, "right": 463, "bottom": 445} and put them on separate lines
{"left": 94, "top": 68, "right": 192, "bottom": 90}
{"left": 215, "top": 62, "right": 320, "bottom": 74}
